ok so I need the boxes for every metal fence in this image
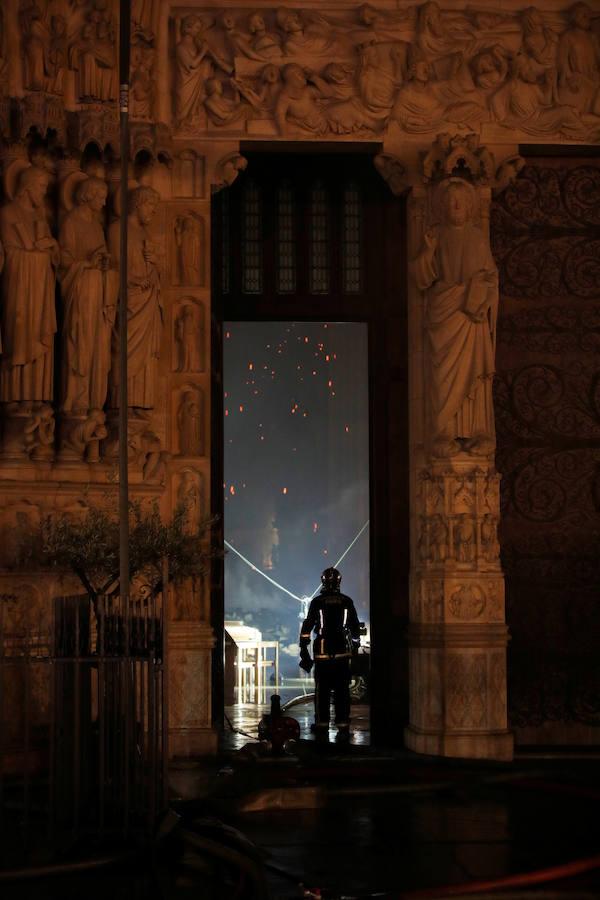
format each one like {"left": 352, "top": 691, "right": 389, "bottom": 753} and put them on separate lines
{"left": 0, "top": 588, "right": 168, "bottom": 869}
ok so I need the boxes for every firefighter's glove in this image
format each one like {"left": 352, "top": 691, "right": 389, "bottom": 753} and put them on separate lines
{"left": 299, "top": 651, "right": 314, "bottom": 673}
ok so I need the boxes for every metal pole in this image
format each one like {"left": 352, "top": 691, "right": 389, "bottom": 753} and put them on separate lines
{"left": 119, "top": 0, "right": 131, "bottom": 837}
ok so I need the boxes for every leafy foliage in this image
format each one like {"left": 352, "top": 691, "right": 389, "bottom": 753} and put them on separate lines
{"left": 40, "top": 500, "right": 216, "bottom": 600}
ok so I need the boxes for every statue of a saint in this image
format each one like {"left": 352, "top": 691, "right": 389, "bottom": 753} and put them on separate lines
{"left": 108, "top": 186, "right": 163, "bottom": 410}
{"left": 175, "top": 215, "right": 202, "bottom": 285}
{"left": 178, "top": 389, "right": 204, "bottom": 456}
{"left": 175, "top": 303, "right": 203, "bottom": 373}
{"left": 413, "top": 180, "right": 498, "bottom": 456}
{"left": 58, "top": 176, "right": 112, "bottom": 413}
{"left": 0, "top": 166, "right": 58, "bottom": 403}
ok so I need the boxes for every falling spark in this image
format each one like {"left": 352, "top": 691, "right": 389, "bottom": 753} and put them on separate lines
{"left": 282, "top": 487, "right": 288, "bottom": 495}
{"left": 313, "top": 522, "right": 319, "bottom": 533}
{"left": 230, "top": 485, "right": 235, "bottom": 495}
{"left": 248, "top": 363, "right": 253, "bottom": 371}
{"left": 344, "top": 425, "right": 350, "bottom": 433}
{"left": 239, "top": 405, "right": 244, "bottom": 412}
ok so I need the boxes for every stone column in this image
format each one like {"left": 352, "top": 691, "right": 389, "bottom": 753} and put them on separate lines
{"left": 402, "top": 135, "right": 520, "bottom": 761}
{"left": 169, "top": 620, "right": 217, "bottom": 756}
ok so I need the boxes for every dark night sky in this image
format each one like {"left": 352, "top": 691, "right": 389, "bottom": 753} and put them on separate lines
{"left": 223, "top": 321, "right": 370, "bottom": 673}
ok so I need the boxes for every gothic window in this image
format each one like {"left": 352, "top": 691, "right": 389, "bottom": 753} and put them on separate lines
{"left": 276, "top": 181, "right": 296, "bottom": 294}
{"left": 241, "top": 179, "right": 262, "bottom": 295}
{"left": 342, "top": 182, "right": 362, "bottom": 294}
{"left": 309, "top": 181, "right": 330, "bottom": 295}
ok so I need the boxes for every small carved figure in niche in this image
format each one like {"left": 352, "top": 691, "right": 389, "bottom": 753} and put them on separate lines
{"left": 58, "top": 175, "right": 113, "bottom": 414}
{"left": 62, "top": 409, "right": 107, "bottom": 461}
{"left": 21, "top": 2, "right": 50, "bottom": 92}
{"left": 175, "top": 303, "right": 203, "bottom": 373}
{"left": 491, "top": 52, "right": 600, "bottom": 141}
{"left": 137, "top": 429, "right": 170, "bottom": 483}
{"left": 69, "top": 0, "right": 117, "bottom": 103}
{"left": 0, "top": 165, "right": 58, "bottom": 403}
{"left": 174, "top": 15, "right": 232, "bottom": 128}
{"left": 480, "top": 513, "right": 499, "bottom": 562}
{"left": 454, "top": 514, "right": 475, "bottom": 563}
{"left": 413, "top": 180, "right": 498, "bottom": 457}
{"left": 203, "top": 77, "right": 259, "bottom": 128}
{"left": 520, "top": 6, "right": 558, "bottom": 67}
{"left": 275, "top": 64, "right": 329, "bottom": 135}
{"left": 353, "top": 38, "right": 408, "bottom": 127}
{"left": 175, "top": 214, "right": 202, "bottom": 285}
{"left": 276, "top": 8, "right": 336, "bottom": 57}
{"left": 130, "top": 44, "right": 155, "bottom": 119}
{"left": 48, "top": 15, "right": 67, "bottom": 94}
{"left": 557, "top": 2, "right": 600, "bottom": 115}
{"left": 449, "top": 584, "right": 485, "bottom": 619}
{"left": 178, "top": 469, "right": 203, "bottom": 534}
{"left": 247, "top": 12, "right": 283, "bottom": 60}
{"left": 429, "top": 513, "right": 448, "bottom": 563}
{"left": 24, "top": 402, "right": 55, "bottom": 460}
{"left": 108, "top": 186, "right": 163, "bottom": 410}
{"left": 178, "top": 388, "right": 203, "bottom": 456}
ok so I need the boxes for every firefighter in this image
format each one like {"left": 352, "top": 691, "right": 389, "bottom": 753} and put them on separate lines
{"left": 299, "top": 567, "right": 361, "bottom": 742}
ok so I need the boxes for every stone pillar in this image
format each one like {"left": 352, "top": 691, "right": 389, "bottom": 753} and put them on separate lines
{"left": 169, "top": 620, "right": 217, "bottom": 756}
{"left": 402, "top": 135, "right": 520, "bottom": 761}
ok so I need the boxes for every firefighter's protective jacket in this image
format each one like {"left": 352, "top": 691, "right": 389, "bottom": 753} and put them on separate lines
{"left": 299, "top": 590, "right": 361, "bottom": 659}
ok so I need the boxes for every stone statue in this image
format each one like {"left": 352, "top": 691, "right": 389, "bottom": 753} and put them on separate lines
{"left": 247, "top": 12, "right": 283, "bottom": 60}
{"left": 429, "top": 513, "right": 448, "bottom": 563}
{"left": 108, "top": 186, "right": 163, "bottom": 410}
{"left": 58, "top": 176, "right": 112, "bottom": 414}
{"left": 178, "top": 388, "right": 204, "bottom": 456}
{"left": 174, "top": 15, "right": 231, "bottom": 128}
{"left": 130, "top": 44, "right": 155, "bottom": 119}
{"left": 21, "top": 3, "right": 51, "bottom": 91}
{"left": 520, "top": 6, "right": 558, "bottom": 67}
{"left": 392, "top": 52, "right": 485, "bottom": 132}
{"left": 491, "top": 51, "right": 599, "bottom": 140}
{"left": 480, "top": 513, "right": 499, "bottom": 562}
{"left": 0, "top": 166, "right": 58, "bottom": 403}
{"left": 175, "top": 304, "right": 203, "bottom": 373}
{"left": 275, "top": 64, "right": 329, "bottom": 135}
{"left": 23, "top": 402, "right": 55, "bottom": 460}
{"left": 137, "top": 429, "right": 170, "bottom": 483}
{"left": 204, "top": 77, "right": 259, "bottom": 127}
{"left": 557, "top": 2, "right": 600, "bottom": 115}
{"left": 276, "top": 8, "right": 336, "bottom": 57}
{"left": 69, "top": 0, "right": 117, "bottom": 103}
{"left": 175, "top": 215, "right": 202, "bottom": 285}
{"left": 413, "top": 180, "right": 498, "bottom": 456}
{"left": 61, "top": 409, "right": 107, "bottom": 462}
{"left": 454, "top": 514, "right": 475, "bottom": 562}
{"left": 178, "top": 469, "right": 203, "bottom": 534}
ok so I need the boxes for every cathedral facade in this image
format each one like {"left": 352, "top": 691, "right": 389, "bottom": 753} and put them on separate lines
{"left": 0, "top": 0, "right": 599, "bottom": 759}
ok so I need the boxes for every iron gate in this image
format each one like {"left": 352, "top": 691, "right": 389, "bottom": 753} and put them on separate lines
{"left": 0, "top": 588, "right": 168, "bottom": 868}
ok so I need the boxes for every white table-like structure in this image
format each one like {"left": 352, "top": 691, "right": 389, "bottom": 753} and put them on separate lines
{"left": 224, "top": 621, "right": 280, "bottom": 704}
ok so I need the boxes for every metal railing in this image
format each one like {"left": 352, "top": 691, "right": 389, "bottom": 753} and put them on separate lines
{"left": 0, "top": 587, "right": 168, "bottom": 869}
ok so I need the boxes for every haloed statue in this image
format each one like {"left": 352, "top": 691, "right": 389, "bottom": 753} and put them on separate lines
{"left": 299, "top": 567, "right": 361, "bottom": 745}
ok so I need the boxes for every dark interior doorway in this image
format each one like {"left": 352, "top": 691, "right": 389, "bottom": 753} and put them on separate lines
{"left": 212, "top": 150, "right": 409, "bottom": 744}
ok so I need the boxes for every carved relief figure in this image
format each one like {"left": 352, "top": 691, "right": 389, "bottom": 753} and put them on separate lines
{"left": 247, "top": 12, "right": 283, "bottom": 60}
{"left": 178, "top": 388, "right": 204, "bottom": 456}
{"left": 130, "top": 44, "right": 155, "bottom": 119}
{"left": 276, "top": 8, "right": 336, "bottom": 57}
{"left": 429, "top": 513, "right": 448, "bottom": 563}
{"left": 0, "top": 166, "right": 58, "bottom": 402}
{"left": 23, "top": 403, "right": 55, "bottom": 459}
{"left": 174, "top": 15, "right": 231, "bottom": 128}
{"left": 175, "top": 215, "right": 202, "bottom": 285}
{"left": 557, "top": 2, "right": 600, "bottom": 115}
{"left": 480, "top": 513, "right": 499, "bottom": 562}
{"left": 413, "top": 180, "right": 498, "bottom": 456}
{"left": 354, "top": 38, "right": 409, "bottom": 124}
{"left": 491, "top": 51, "right": 599, "bottom": 140}
{"left": 520, "top": 6, "right": 558, "bottom": 67}
{"left": 204, "top": 77, "right": 259, "bottom": 127}
{"left": 58, "top": 176, "right": 112, "bottom": 413}
{"left": 175, "top": 303, "right": 203, "bottom": 373}
{"left": 21, "top": 2, "right": 50, "bottom": 91}
{"left": 178, "top": 469, "right": 203, "bottom": 534}
{"left": 69, "top": 0, "right": 117, "bottom": 103}
{"left": 454, "top": 514, "right": 475, "bottom": 562}
{"left": 108, "top": 186, "right": 162, "bottom": 410}
{"left": 275, "top": 64, "right": 328, "bottom": 135}
{"left": 61, "top": 408, "right": 107, "bottom": 461}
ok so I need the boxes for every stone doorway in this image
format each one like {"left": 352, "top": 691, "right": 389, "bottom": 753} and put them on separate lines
{"left": 210, "top": 150, "right": 410, "bottom": 744}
